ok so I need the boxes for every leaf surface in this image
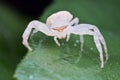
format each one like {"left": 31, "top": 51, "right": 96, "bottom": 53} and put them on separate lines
{"left": 15, "top": 0, "right": 120, "bottom": 80}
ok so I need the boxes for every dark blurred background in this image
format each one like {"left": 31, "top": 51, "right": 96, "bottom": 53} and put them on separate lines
{"left": 1, "top": 0, "right": 53, "bottom": 18}
{"left": 0, "top": 0, "right": 52, "bottom": 80}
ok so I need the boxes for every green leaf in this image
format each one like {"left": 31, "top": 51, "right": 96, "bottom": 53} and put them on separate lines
{"left": 14, "top": 0, "right": 120, "bottom": 80}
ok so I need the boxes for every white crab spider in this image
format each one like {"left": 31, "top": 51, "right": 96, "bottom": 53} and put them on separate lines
{"left": 22, "top": 11, "right": 108, "bottom": 68}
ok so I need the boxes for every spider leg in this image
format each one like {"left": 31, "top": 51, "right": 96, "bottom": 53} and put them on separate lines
{"left": 91, "top": 26, "right": 108, "bottom": 61}
{"left": 97, "top": 33, "right": 108, "bottom": 60}
{"left": 71, "top": 25, "right": 93, "bottom": 52}
{"left": 66, "top": 17, "right": 79, "bottom": 42}
{"left": 70, "top": 17, "right": 79, "bottom": 26}
{"left": 80, "top": 35, "right": 84, "bottom": 53}
{"left": 71, "top": 24, "right": 108, "bottom": 68}
{"left": 54, "top": 37, "right": 60, "bottom": 46}
{"left": 93, "top": 34, "right": 104, "bottom": 68}
{"left": 66, "top": 34, "right": 70, "bottom": 42}
{"left": 22, "top": 20, "right": 52, "bottom": 51}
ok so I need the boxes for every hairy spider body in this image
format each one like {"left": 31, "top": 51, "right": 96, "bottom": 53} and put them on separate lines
{"left": 22, "top": 11, "right": 108, "bottom": 68}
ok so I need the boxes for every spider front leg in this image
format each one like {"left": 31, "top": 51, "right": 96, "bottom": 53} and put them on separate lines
{"left": 71, "top": 24, "right": 108, "bottom": 68}
{"left": 54, "top": 37, "right": 60, "bottom": 46}
{"left": 22, "top": 20, "right": 51, "bottom": 51}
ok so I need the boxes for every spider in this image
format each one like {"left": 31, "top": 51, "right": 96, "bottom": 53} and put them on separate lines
{"left": 22, "top": 11, "right": 108, "bottom": 68}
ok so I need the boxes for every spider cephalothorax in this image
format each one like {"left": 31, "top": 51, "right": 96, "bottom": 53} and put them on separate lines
{"left": 46, "top": 11, "right": 73, "bottom": 37}
{"left": 22, "top": 11, "right": 108, "bottom": 68}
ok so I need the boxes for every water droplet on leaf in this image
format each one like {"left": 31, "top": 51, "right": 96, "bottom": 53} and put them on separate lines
{"left": 29, "top": 75, "right": 34, "bottom": 80}
{"left": 73, "top": 43, "right": 77, "bottom": 47}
